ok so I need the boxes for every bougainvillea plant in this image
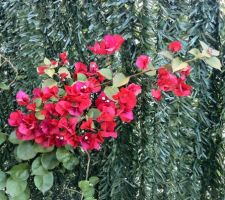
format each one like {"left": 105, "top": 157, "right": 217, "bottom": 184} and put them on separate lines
{"left": 1, "top": 34, "right": 221, "bottom": 200}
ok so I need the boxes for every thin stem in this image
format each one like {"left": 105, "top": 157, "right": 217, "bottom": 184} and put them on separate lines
{"left": 98, "top": 68, "right": 154, "bottom": 87}
{"left": 185, "top": 57, "right": 199, "bottom": 63}
{"left": 97, "top": 57, "right": 199, "bottom": 88}
{"left": 0, "top": 54, "right": 18, "bottom": 87}
{"left": 85, "top": 151, "right": 91, "bottom": 180}
{"left": 66, "top": 188, "right": 83, "bottom": 195}
{"left": 81, "top": 151, "right": 91, "bottom": 200}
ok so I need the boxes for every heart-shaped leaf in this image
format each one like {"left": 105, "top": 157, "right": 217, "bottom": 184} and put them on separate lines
{"left": 104, "top": 86, "right": 119, "bottom": 100}
{"left": 159, "top": 50, "right": 173, "bottom": 60}
{"left": 6, "top": 178, "right": 27, "bottom": 197}
{"left": 41, "top": 152, "right": 59, "bottom": 170}
{"left": 32, "top": 157, "right": 48, "bottom": 176}
{"left": 16, "top": 142, "right": 37, "bottom": 160}
{"left": 42, "top": 78, "right": 57, "bottom": 88}
{"left": 98, "top": 68, "right": 112, "bottom": 80}
{"left": 172, "top": 57, "right": 188, "bottom": 72}
{"left": 204, "top": 57, "right": 222, "bottom": 70}
{"left": 113, "top": 73, "right": 130, "bottom": 87}
{"left": 0, "top": 171, "right": 6, "bottom": 190}
{"left": 34, "top": 172, "right": 53, "bottom": 194}
{"left": 7, "top": 163, "right": 29, "bottom": 181}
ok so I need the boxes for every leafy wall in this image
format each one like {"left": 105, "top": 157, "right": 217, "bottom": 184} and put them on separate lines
{"left": 0, "top": 0, "right": 225, "bottom": 199}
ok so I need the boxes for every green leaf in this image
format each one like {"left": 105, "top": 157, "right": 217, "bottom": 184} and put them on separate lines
{"left": 58, "top": 67, "right": 71, "bottom": 78}
{"left": 83, "top": 187, "right": 95, "bottom": 198}
{"left": 35, "top": 111, "right": 45, "bottom": 120}
{"left": 104, "top": 86, "right": 119, "bottom": 100}
{"left": 6, "top": 178, "right": 27, "bottom": 197}
{"left": 79, "top": 180, "right": 90, "bottom": 192}
{"left": 42, "top": 79, "right": 57, "bottom": 88}
{"left": 204, "top": 57, "right": 222, "bottom": 70}
{"left": 56, "top": 148, "right": 79, "bottom": 170}
{"left": 58, "top": 88, "right": 66, "bottom": 97}
{"left": 34, "top": 172, "right": 53, "bottom": 194}
{"left": 9, "top": 187, "right": 30, "bottom": 200}
{"left": 172, "top": 57, "right": 188, "bottom": 72}
{"left": 0, "top": 171, "right": 6, "bottom": 190}
{"left": 201, "top": 49, "right": 211, "bottom": 58}
{"left": 159, "top": 50, "right": 173, "bottom": 60}
{"left": 34, "top": 144, "right": 54, "bottom": 153}
{"left": 16, "top": 142, "right": 37, "bottom": 160}
{"left": 85, "top": 197, "right": 96, "bottom": 200}
{"left": 56, "top": 148, "right": 71, "bottom": 163}
{"left": 0, "top": 83, "right": 10, "bottom": 90}
{"left": 41, "top": 152, "right": 59, "bottom": 170}
{"left": 0, "top": 131, "right": 6, "bottom": 145}
{"left": 33, "top": 98, "right": 42, "bottom": 108}
{"left": 98, "top": 68, "right": 112, "bottom": 80}
{"left": 44, "top": 68, "right": 55, "bottom": 77}
{"left": 189, "top": 48, "right": 201, "bottom": 58}
{"left": 7, "top": 163, "right": 29, "bottom": 181}
{"left": 86, "top": 108, "right": 101, "bottom": 120}
{"left": 44, "top": 57, "right": 51, "bottom": 65}
{"left": 0, "top": 191, "right": 7, "bottom": 200}
{"left": 31, "top": 157, "right": 48, "bottom": 176}
{"left": 145, "top": 65, "right": 156, "bottom": 76}
{"left": 113, "top": 73, "right": 130, "bottom": 87}
{"left": 200, "top": 41, "right": 209, "bottom": 50}
{"left": 77, "top": 73, "right": 87, "bottom": 81}
{"left": 89, "top": 176, "right": 99, "bottom": 186}
{"left": 63, "top": 156, "right": 79, "bottom": 170}
{"left": 85, "top": 198, "right": 96, "bottom": 200}
{"left": 8, "top": 131, "right": 21, "bottom": 144}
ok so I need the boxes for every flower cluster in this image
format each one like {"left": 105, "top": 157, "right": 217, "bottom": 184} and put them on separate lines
{"left": 9, "top": 35, "right": 216, "bottom": 151}
{"left": 151, "top": 66, "right": 192, "bottom": 101}
{"left": 88, "top": 34, "right": 125, "bottom": 55}
{"left": 150, "top": 41, "right": 192, "bottom": 101}
{"left": 8, "top": 37, "right": 141, "bottom": 151}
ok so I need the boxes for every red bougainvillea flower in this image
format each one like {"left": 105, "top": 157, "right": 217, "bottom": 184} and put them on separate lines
{"left": 113, "top": 87, "right": 138, "bottom": 122}
{"left": 117, "top": 109, "right": 134, "bottom": 122}
{"left": 74, "top": 62, "right": 88, "bottom": 75}
{"left": 179, "top": 66, "right": 191, "bottom": 78}
{"left": 135, "top": 55, "right": 151, "bottom": 70}
{"left": 16, "top": 91, "right": 30, "bottom": 106}
{"left": 157, "top": 67, "right": 178, "bottom": 91}
{"left": 55, "top": 100, "right": 71, "bottom": 116}
{"left": 89, "top": 62, "right": 99, "bottom": 74}
{"left": 16, "top": 113, "right": 37, "bottom": 140}
{"left": 98, "top": 121, "right": 117, "bottom": 138}
{"left": 59, "top": 52, "right": 69, "bottom": 65}
{"left": 8, "top": 110, "right": 23, "bottom": 126}
{"left": 80, "top": 118, "right": 94, "bottom": 130}
{"left": 65, "top": 133, "right": 80, "bottom": 148}
{"left": 168, "top": 41, "right": 182, "bottom": 53}
{"left": 59, "top": 73, "right": 68, "bottom": 81}
{"left": 80, "top": 133, "right": 103, "bottom": 151}
{"left": 127, "top": 83, "right": 142, "bottom": 96}
{"left": 151, "top": 89, "right": 162, "bottom": 101}
{"left": 88, "top": 34, "right": 125, "bottom": 55}
{"left": 42, "top": 86, "right": 59, "bottom": 101}
{"left": 173, "top": 78, "right": 192, "bottom": 97}
{"left": 37, "top": 66, "right": 48, "bottom": 75}
{"left": 51, "top": 59, "right": 58, "bottom": 66}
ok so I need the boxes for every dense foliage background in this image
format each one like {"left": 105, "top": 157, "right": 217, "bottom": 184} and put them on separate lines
{"left": 0, "top": 0, "right": 225, "bottom": 199}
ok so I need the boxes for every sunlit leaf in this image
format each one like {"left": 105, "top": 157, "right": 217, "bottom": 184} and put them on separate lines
{"left": 113, "top": 73, "right": 130, "bottom": 87}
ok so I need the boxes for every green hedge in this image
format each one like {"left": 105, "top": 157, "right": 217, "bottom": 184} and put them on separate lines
{"left": 0, "top": 0, "right": 224, "bottom": 199}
